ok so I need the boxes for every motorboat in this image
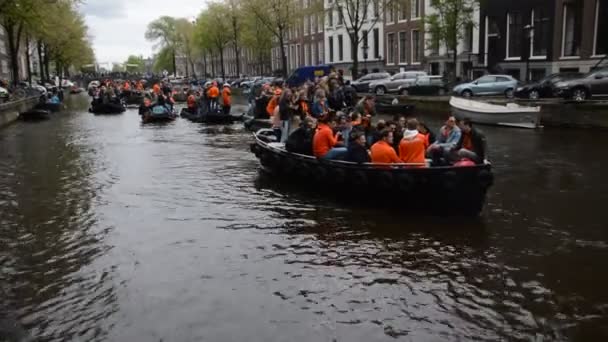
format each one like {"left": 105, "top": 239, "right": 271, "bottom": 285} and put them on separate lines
{"left": 449, "top": 96, "right": 541, "bottom": 129}
{"left": 89, "top": 102, "right": 126, "bottom": 114}
{"left": 250, "top": 129, "right": 494, "bottom": 216}
{"left": 141, "top": 105, "right": 177, "bottom": 123}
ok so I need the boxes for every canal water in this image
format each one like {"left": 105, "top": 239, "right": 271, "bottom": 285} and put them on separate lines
{"left": 0, "top": 94, "right": 606, "bottom": 341}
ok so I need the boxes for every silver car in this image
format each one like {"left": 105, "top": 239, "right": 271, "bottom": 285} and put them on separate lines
{"left": 369, "top": 71, "right": 427, "bottom": 95}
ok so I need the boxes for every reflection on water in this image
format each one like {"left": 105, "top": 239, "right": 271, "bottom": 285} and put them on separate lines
{"left": 0, "top": 95, "right": 607, "bottom": 341}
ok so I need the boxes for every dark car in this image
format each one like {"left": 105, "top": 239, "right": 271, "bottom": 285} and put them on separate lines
{"left": 515, "top": 72, "right": 583, "bottom": 99}
{"left": 351, "top": 72, "right": 390, "bottom": 93}
{"left": 554, "top": 68, "right": 608, "bottom": 101}
{"left": 398, "top": 76, "right": 448, "bottom": 96}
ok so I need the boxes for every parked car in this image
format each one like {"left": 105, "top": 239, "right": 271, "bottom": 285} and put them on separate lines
{"left": 351, "top": 72, "right": 390, "bottom": 93}
{"left": 0, "top": 86, "right": 8, "bottom": 102}
{"left": 553, "top": 68, "right": 608, "bottom": 101}
{"left": 453, "top": 75, "right": 519, "bottom": 98}
{"left": 515, "top": 72, "right": 583, "bottom": 99}
{"left": 240, "top": 77, "right": 261, "bottom": 89}
{"left": 369, "top": 71, "right": 427, "bottom": 95}
{"left": 398, "top": 76, "right": 448, "bottom": 96}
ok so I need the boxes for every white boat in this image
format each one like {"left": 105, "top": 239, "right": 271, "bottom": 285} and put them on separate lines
{"left": 449, "top": 96, "right": 541, "bottom": 129}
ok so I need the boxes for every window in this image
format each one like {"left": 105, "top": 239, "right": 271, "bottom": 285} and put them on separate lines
{"left": 304, "top": 16, "right": 310, "bottom": 35}
{"left": 329, "top": 36, "right": 334, "bottom": 62}
{"left": 305, "top": 44, "right": 310, "bottom": 65}
{"left": 313, "top": 14, "right": 318, "bottom": 33}
{"left": 399, "top": 1, "right": 408, "bottom": 21}
{"left": 477, "top": 76, "right": 496, "bottom": 84}
{"left": 388, "top": 3, "right": 395, "bottom": 22}
{"left": 411, "top": 0, "right": 420, "bottom": 19}
{"left": 327, "top": 9, "right": 333, "bottom": 27}
{"left": 319, "top": 40, "right": 324, "bottom": 63}
{"left": 337, "top": 6, "right": 344, "bottom": 25}
{"left": 562, "top": 1, "right": 582, "bottom": 56}
{"left": 411, "top": 30, "right": 420, "bottom": 63}
{"left": 311, "top": 43, "right": 316, "bottom": 65}
{"left": 362, "top": 30, "right": 369, "bottom": 58}
{"left": 595, "top": 0, "right": 608, "bottom": 55}
{"left": 338, "top": 34, "right": 344, "bottom": 61}
{"left": 398, "top": 31, "right": 407, "bottom": 64}
{"left": 373, "top": 28, "right": 380, "bottom": 58}
{"left": 532, "top": 8, "right": 549, "bottom": 57}
{"left": 507, "top": 12, "right": 523, "bottom": 58}
{"left": 462, "top": 24, "right": 473, "bottom": 52}
{"left": 373, "top": 0, "right": 380, "bottom": 18}
{"left": 387, "top": 33, "right": 396, "bottom": 64}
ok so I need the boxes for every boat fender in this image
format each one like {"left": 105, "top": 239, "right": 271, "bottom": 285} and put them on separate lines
{"left": 330, "top": 167, "right": 346, "bottom": 184}
{"left": 442, "top": 171, "right": 459, "bottom": 191}
{"left": 281, "top": 157, "right": 297, "bottom": 174}
{"left": 478, "top": 169, "right": 494, "bottom": 188}
{"left": 351, "top": 170, "right": 368, "bottom": 186}
{"left": 311, "top": 165, "right": 328, "bottom": 183}
{"left": 395, "top": 173, "right": 414, "bottom": 193}
{"left": 376, "top": 171, "right": 394, "bottom": 190}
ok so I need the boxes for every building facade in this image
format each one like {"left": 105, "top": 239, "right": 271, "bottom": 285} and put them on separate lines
{"left": 423, "top": 0, "right": 482, "bottom": 80}
{"left": 0, "top": 27, "right": 10, "bottom": 81}
{"left": 323, "top": 0, "right": 384, "bottom": 76}
{"left": 384, "top": 0, "right": 426, "bottom": 73}
{"left": 479, "top": 0, "right": 607, "bottom": 81}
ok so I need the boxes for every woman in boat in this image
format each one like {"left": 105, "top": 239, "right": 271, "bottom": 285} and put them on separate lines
{"left": 313, "top": 111, "right": 346, "bottom": 160}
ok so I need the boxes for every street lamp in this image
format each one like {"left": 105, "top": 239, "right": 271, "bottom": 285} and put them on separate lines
{"left": 523, "top": 24, "right": 534, "bottom": 83}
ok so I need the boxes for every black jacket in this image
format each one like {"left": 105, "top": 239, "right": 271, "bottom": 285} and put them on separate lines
{"left": 345, "top": 143, "right": 371, "bottom": 163}
{"left": 455, "top": 128, "right": 487, "bottom": 162}
{"left": 286, "top": 127, "right": 314, "bottom": 156}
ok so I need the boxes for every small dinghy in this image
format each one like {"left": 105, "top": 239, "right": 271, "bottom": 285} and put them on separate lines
{"left": 250, "top": 129, "right": 494, "bottom": 216}
{"left": 375, "top": 98, "right": 415, "bottom": 115}
{"left": 450, "top": 96, "right": 541, "bottom": 129}
{"left": 19, "top": 109, "right": 50, "bottom": 121}
{"left": 141, "top": 105, "right": 177, "bottom": 123}
{"left": 89, "top": 102, "right": 126, "bottom": 114}
{"left": 180, "top": 107, "right": 239, "bottom": 124}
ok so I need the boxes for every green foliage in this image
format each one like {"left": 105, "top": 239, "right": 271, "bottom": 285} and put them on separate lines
{"left": 125, "top": 55, "right": 145, "bottom": 72}
{"left": 153, "top": 46, "right": 175, "bottom": 74}
{"left": 424, "top": 0, "right": 478, "bottom": 54}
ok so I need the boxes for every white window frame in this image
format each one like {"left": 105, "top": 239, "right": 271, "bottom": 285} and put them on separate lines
{"left": 411, "top": 0, "right": 421, "bottom": 21}
{"left": 593, "top": 0, "right": 607, "bottom": 57}
{"left": 318, "top": 40, "right": 324, "bottom": 64}
{"left": 561, "top": 3, "right": 581, "bottom": 59}
{"left": 311, "top": 42, "right": 316, "bottom": 66}
{"left": 505, "top": 12, "right": 522, "bottom": 61}
{"left": 398, "top": 2, "right": 408, "bottom": 23}
{"left": 398, "top": 31, "right": 407, "bottom": 65}
{"left": 529, "top": 9, "right": 547, "bottom": 60}
{"left": 411, "top": 30, "right": 421, "bottom": 65}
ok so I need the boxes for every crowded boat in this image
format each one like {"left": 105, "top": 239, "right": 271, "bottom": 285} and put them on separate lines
{"left": 247, "top": 70, "right": 493, "bottom": 215}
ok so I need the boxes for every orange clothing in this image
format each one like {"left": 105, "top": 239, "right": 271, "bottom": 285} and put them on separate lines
{"left": 153, "top": 84, "right": 161, "bottom": 95}
{"left": 313, "top": 123, "right": 338, "bottom": 158}
{"left": 417, "top": 133, "right": 430, "bottom": 149}
{"left": 187, "top": 95, "right": 196, "bottom": 108}
{"left": 399, "top": 138, "right": 426, "bottom": 165}
{"left": 124, "top": 82, "right": 131, "bottom": 91}
{"left": 207, "top": 86, "right": 220, "bottom": 98}
{"left": 462, "top": 132, "right": 473, "bottom": 150}
{"left": 370, "top": 140, "right": 402, "bottom": 164}
{"left": 222, "top": 88, "right": 231, "bottom": 106}
{"left": 299, "top": 100, "right": 309, "bottom": 116}
{"left": 267, "top": 96, "right": 279, "bottom": 116}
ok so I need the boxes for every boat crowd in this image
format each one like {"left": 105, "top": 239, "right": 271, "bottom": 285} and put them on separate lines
{"left": 248, "top": 73, "right": 487, "bottom": 167}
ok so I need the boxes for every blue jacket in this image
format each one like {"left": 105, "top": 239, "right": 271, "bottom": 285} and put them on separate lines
{"left": 434, "top": 126, "right": 461, "bottom": 149}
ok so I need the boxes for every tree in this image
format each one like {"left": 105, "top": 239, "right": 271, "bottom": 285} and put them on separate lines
{"left": 145, "top": 16, "right": 179, "bottom": 76}
{"left": 1, "top": 0, "right": 38, "bottom": 85}
{"left": 175, "top": 18, "right": 197, "bottom": 78}
{"left": 243, "top": 0, "right": 300, "bottom": 77}
{"left": 226, "top": 0, "right": 243, "bottom": 77}
{"left": 424, "top": 0, "right": 479, "bottom": 81}
{"left": 195, "top": 4, "right": 232, "bottom": 80}
{"left": 241, "top": 13, "right": 272, "bottom": 75}
{"left": 153, "top": 46, "right": 175, "bottom": 74}
{"left": 125, "top": 55, "right": 145, "bottom": 73}
{"left": 332, "top": 0, "right": 390, "bottom": 80}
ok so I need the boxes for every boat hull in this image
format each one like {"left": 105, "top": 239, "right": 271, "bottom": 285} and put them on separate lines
{"left": 250, "top": 130, "right": 493, "bottom": 216}
{"left": 180, "top": 108, "right": 238, "bottom": 124}
{"left": 89, "top": 103, "right": 126, "bottom": 114}
{"left": 450, "top": 97, "right": 541, "bottom": 129}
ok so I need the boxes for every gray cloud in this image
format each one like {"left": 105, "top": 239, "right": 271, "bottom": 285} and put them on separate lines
{"left": 81, "top": 0, "right": 127, "bottom": 19}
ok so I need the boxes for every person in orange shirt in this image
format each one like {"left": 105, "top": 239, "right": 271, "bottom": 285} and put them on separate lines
{"left": 312, "top": 112, "right": 346, "bottom": 160}
{"left": 266, "top": 88, "right": 281, "bottom": 116}
{"left": 207, "top": 81, "right": 220, "bottom": 112}
{"left": 123, "top": 81, "right": 131, "bottom": 91}
{"left": 370, "top": 129, "right": 402, "bottom": 164}
{"left": 186, "top": 92, "right": 197, "bottom": 114}
{"left": 399, "top": 119, "right": 427, "bottom": 167}
{"left": 222, "top": 84, "right": 231, "bottom": 115}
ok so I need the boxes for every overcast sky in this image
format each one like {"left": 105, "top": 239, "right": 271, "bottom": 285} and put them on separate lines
{"left": 81, "top": 0, "right": 205, "bottom": 65}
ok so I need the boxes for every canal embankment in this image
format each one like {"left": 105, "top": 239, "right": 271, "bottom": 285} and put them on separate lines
{"left": 0, "top": 96, "right": 42, "bottom": 128}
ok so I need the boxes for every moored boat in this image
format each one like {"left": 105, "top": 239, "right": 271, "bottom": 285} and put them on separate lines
{"left": 19, "top": 109, "right": 50, "bottom": 121}
{"left": 35, "top": 102, "right": 62, "bottom": 112}
{"left": 375, "top": 98, "right": 415, "bottom": 116}
{"left": 250, "top": 129, "right": 494, "bottom": 216}
{"left": 450, "top": 96, "right": 541, "bottom": 129}
{"left": 179, "top": 107, "right": 240, "bottom": 124}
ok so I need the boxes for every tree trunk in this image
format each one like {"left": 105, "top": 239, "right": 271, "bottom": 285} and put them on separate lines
{"left": 278, "top": 31, "right": 287, "bottom": 78}
{"left": 37, "top": 40, "right": 44, "bottom": 81}
{"left": 351, "top": 37, "right": 359, "bottom": 81}
{"left": 5, "top": 20, "right": 23, "bottom": 86}
{"left": 232, "top": 16, "right": 240, "bottom": 77}
{"left": 43, "top": 46, "right": 50, "bottom": 81}
{"left": 219, "top": 47, "right": 226, "bottom": 81}
{"left": 185, "top": 58, "right": 189, "bottom": 77}
{"left": 172, "top": 49, "right": 177, "bottom": 76}
{"left": 210, "top": 53, "right": 215, "bottom": 76}
{"left": 203, "top": 54, "right": 208, "bottom": 78}
{"left": 25, "top": 36, "right": 32, "bottom": 85}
